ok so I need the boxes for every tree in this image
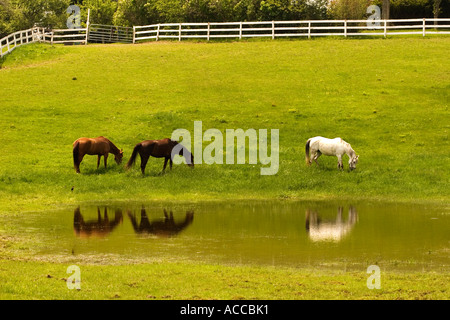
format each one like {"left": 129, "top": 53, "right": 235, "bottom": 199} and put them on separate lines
{"left": 327, "top": 0, "right": 372, "bottom": 20}
{"left": 1, "top": 0, "right": 70, "bottom": 31}
{"left": 433, "top": 0, "right": 442, "bottom": 17}
{"left": 113, "top": 0, "right": 152, "bottom": 26}
{"left": 80, "top": 0, "right": 118, "bottom": 25}
{"left": 0, "top": 0, "right": 14, "bottom": 37}
{"left": 382, "top": 0, "right": 390, "bottom": 19}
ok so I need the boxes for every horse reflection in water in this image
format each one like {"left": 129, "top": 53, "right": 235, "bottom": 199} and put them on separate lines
{"left": 128, "top": 208, "right": 194, "bottom": 238}
{"left": 73, "top": 207, "right": 123, "bottom": 238}
{"left": 305, "top": 206, "right": 358, "bottom": 242}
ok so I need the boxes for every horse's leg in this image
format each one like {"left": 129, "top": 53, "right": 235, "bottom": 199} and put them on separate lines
{"left": 104, "top": 154, "right": 108, "bottom": 168}
{"left": 313, "top": 151, "right": 321, "bottom": 166}
{"left": 76, "top": 154, "right": 85, "bottom": 173}
{"left": 97, "top": 155, "right": 101, "bottom": 169}
{"left": 140, "top": 154, "right": 149, "bottom": 175}
{"left": 169, "top": 158, "right": 173, "bottom": 170}
{"left": 337, "top": 155, "right": 343, "bottom": 170}
{"left": 162, "top": 157, "right": 169, "bottom": 172}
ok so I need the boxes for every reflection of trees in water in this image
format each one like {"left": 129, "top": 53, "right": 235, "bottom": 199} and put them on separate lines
{"left": 73, "top": 207, "right": 194, "bottom": 239}
{"left": 305, "top": 206, "right": 358, "bottom": 242}
{"left": 127, "top": 208, "right": 194, "bottom": 238}
{"left": 73, "top": 207, "right": 123, "bottom": 238}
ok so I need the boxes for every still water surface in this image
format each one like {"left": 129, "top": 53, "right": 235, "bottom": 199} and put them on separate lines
{"left": 7, "top": 201, "right": 450, "bottom": 271}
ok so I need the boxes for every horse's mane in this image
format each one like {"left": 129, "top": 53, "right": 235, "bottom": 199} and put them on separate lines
{"left": 107, "top": 139, "right": 120, "bottom": 154}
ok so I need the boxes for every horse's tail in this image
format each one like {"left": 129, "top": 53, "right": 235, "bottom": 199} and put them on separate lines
{"left": 305, "top": 139, "right": 311, "bottom": 166}
{"left": 126, "top": 143, "right": 141, "bottom": 169}
{"left": 73, "top": 140, "right": 80, "bottom": 172}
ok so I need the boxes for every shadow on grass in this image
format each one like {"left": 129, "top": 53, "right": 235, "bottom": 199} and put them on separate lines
{"left": 76, "top": 166, "right": 123, "bottom": 175}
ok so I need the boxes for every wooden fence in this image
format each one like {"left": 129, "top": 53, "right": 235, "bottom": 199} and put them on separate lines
{"left": 0, "top": 28, "right": 38, "bottom": 58}
{"left": 1, "top": 18, "right": 449, "bottom": 58}
{"left": 45, "top": 28, "right": 88, "bottom": 45}
{"left": 133, "top": 18, "right": 450, "bottom": 42}
{"left": 0, "top": 27, "right": 87, "bottom": 58}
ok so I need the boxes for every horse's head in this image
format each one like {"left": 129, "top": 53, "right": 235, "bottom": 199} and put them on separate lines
{"left": 349, "top": 155, "right": 359, "bottom": 171}
{"left": 115, "top": 149, "right": 124, "bottom": 165}
{"left": 178, "top": 146, "right": 194, "bottom": 168}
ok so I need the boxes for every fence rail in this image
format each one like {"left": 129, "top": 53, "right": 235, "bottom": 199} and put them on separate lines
{"left": 45, "top": 28, "right": 88, "bottom": 44}
{"left": 133, "top": 18, "right": 450, "bottom": 42}
{"left": 1, "top": 18, "right": 449, "bottom": 58}
{"left": 1, "top": 27, "right": 87, "bottom": 58}
{"left": 0, "top": 28, "right": 39, "bottom": 58}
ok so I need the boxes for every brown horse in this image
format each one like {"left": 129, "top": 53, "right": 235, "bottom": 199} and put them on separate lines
{"left": 73, "top": 136, "right": 123, "bottom": 173}
{"left": 125, "top": 138, "right": 194, "bottom": 174}
{"left": 73, "top": 207, "right": 123, "bottom": 238}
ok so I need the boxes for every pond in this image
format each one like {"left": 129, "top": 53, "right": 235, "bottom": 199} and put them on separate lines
{"left": 3, "top": 201, "right": 449, "bottom": 271}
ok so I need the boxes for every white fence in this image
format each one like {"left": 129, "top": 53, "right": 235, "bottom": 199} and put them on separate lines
{"left": 44, "top": 28, "right": 88, "bottom": 45}
{"left": 1, "top": 27, "right": 87, "bottom": 58}
{"left": 0, "top": 28, "right": 38, "bottom": 58}
{"left": 134, "top": 18, "right": 450, "bottom": 42}
{"left": 1, "top": 18, "right": 449, "bottom": 58}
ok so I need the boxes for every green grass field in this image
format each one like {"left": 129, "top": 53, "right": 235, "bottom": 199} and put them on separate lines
{"left": 0, "top": 38, "right": 449, "bottom": 300}
{"left": 0, "top": 39, "right": 449, "bottom": 212}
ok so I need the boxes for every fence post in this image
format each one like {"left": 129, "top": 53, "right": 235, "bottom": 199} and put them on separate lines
{"left": 308, "top": 21, "right": 311, "bottom": 39}
{"left": 86, "top": 8, "right": 90, "bottom": 45}
{"left": 132, "top": 26, "right": 136, "bottom": 44}
{"left": 51, "top": 31, "right": 54, "bottom": 45}
{"left": 344, "top": 20, "right": 347, "bottom": 38}
{"left": 272, "top": 21, "right": 275, "bottom": 39}
{"left": 383, "top": 20, "right": 387, "bottom": 38}
{"left": 422, "top": 18, "right": 426, "bottom": 37}
{"left": 7, "top": 36, "right": 10, "bottom": 52}
{"left": 157, "top": 24, "right": 160, "bottom": 41}
{"left": 207, "top": 23, "right": 210, "bottom": 41}
{"left": 179, "top": 23, "right": 182, "bottom": 41}
{"left": 239, "top": 22, "right": 242, "bottom": 40}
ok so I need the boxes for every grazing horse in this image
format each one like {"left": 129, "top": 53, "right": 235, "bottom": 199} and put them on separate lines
{"left": 73, "top": 136, "right": 123, "bottom": 173}
{"left": 305, "top": 136, "right": 359, "bottom": 170}
{"left": 125, "top": 138, "right": 194, "bottom": 174}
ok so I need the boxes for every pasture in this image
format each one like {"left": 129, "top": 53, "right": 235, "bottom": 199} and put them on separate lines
{"left": 0, "top": 37, "right": 449, "bottom": 300}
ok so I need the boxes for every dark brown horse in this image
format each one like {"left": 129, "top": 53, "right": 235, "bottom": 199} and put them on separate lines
{"left": 127, "top": 208, "right": 194, "bottom": 238}
{"left": 125, "top": 138, "right": 194, "bottom": 174}
{"left": 73, "top": 136, "right": 123, "bottom": 173}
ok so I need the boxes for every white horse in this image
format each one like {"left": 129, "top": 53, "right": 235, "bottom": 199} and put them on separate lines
{"left": 305, "top": 136, "right": 359, "bottom": 170}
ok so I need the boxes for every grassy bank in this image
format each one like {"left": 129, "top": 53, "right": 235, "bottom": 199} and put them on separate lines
{"left": 0, "top": 38, "right": 449, "bottom": 213}
{"left": 0, "top": 259, "right": 447, "bottom": 300}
